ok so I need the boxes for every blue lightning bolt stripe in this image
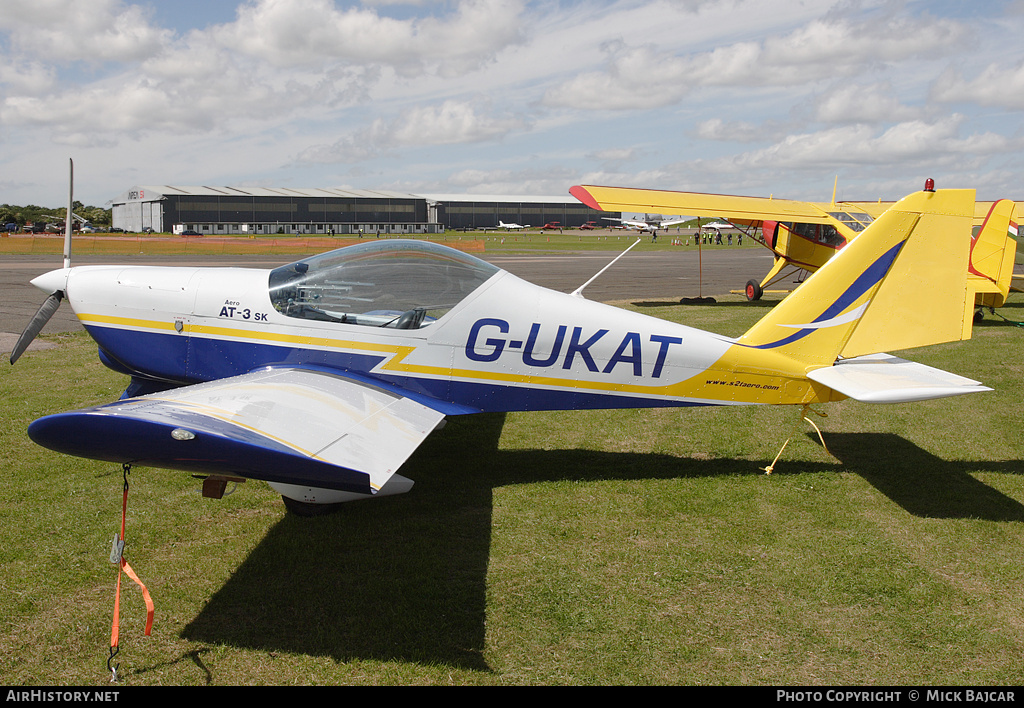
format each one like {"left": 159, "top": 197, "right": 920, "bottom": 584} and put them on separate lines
{"left": 750, "top": 240, "right": 906, "bottom": 350}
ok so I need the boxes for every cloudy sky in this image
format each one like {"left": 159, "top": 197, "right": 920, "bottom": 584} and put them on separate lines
{"left": 1, "top": 0, "right": 1023, "bottom": 209}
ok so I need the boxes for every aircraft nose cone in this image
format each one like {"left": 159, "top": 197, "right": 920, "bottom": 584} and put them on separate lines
{"left": 30, "top": 268, "right": 71, "bottom": 295}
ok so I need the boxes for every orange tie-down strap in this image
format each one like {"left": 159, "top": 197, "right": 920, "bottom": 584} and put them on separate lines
{"left": 111, "top": 557, "right": 154, "bottom": 647}
{"left": 109, "top": 464, "right": 155, "bottom": 676}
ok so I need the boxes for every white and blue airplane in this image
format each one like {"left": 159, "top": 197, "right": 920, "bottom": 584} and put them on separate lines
{"left": 11, "top": 184, "right": 1003, "bottom": 515}
{"left": 604, "top": 214, "right": 687, "bottom": 234}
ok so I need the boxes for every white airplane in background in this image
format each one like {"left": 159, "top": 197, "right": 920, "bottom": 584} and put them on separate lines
{"left": 498, "top": 221, "right": 529, "bottom": 230}
{"left": 702, "top": 221, "right": 734, "bottom": 231}
{"left": 604, "top": 214, "right": 687, "bottom": 234}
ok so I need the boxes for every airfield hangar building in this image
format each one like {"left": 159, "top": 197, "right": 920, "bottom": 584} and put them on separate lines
{"left": 110, "top": 186, "right": 616, "bottom": 235}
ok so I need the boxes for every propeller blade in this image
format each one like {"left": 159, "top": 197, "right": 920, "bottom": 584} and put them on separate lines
{"left": 10, "top": 291, "right": 63, "bottom": 364}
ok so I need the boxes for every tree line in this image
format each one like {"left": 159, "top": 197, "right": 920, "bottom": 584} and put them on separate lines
{"left": 0, "top": 201, "right": 112, "bottom": 228}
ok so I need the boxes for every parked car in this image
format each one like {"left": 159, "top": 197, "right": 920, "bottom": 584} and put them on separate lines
{"left": 180, "top": 229, "right": 202, "bottom": 237}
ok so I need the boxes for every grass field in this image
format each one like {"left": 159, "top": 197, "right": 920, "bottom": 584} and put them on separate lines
{"left": 3, "top": 290, "right": 1024, "bottom": 686}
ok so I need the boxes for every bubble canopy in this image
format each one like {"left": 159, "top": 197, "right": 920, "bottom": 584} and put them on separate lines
{"left": 268, "top": 240, "right": 500, "bottom": 329}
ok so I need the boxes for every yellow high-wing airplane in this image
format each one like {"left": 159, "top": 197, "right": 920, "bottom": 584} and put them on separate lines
{"left": 570, "top": 182, "right": 1019, "bottom": 318}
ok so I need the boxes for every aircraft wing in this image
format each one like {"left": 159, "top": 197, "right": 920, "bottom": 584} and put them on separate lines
{"left": 616, "top": 218, "right": 646, "bottom": 228}
{"left": 28, "top": 368, "right": 448, "bottom": 495}
{"left": 820, "top": 200, "right": 1023, "bottom": 226}
{"left": 571, "top": 185, "right": 836, "bottom": 224}
{"left": 807, "top": 354, "right": 992, "bottom": 404}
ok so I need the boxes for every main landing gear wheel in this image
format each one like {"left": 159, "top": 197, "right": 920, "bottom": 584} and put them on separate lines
{"left": 745, "top": 279, "right": 763, "bottom": 301}
{"left": 281, "top": 495, "right": 343, "bottom": 517}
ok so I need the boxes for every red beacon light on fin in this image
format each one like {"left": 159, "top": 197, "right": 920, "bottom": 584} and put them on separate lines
{"left": 924, "top": 178, "right": 935, "bottom": 192}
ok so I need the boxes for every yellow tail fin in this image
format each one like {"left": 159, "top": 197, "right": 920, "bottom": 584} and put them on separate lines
{"left": 736, "top": 188, "right": 976, "bottom": 366}
{"left": 968, "top": 199, "right": 1017, "bottom": 308}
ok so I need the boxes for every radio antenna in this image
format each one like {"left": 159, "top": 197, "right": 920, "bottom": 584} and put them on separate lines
{"left": 571, "top": 237, "right": 641, "bottom": 299}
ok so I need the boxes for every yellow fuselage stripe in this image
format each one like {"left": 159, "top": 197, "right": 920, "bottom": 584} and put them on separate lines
{"left": 78, "top": 313, "right": 808, "bottom": 403}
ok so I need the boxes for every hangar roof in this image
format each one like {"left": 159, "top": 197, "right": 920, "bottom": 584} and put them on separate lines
{"left": 112, "top": 186, "right": 577, "bottom": 205}
{"left": 113, "top": 186, "right": 422, "bottom": 203}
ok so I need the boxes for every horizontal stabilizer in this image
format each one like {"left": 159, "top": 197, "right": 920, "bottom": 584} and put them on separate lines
{"left": 806, "top": 354, "right": 991, "bottom": 403}
{"left": 29, "top": 367, "right": 447, "bottom": 494}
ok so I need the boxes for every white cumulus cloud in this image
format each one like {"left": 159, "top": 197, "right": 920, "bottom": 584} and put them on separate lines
{"left": 295, "top": 99, "right": 530, "bottom": 163}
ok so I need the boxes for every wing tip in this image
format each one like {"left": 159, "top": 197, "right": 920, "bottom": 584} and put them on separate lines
{"left": 569, "top": 185, "right": 602, "bottom": 211}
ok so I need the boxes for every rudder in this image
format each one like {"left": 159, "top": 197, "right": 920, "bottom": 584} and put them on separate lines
{"left": 968, "top": 199, "right": 1017, "bottom": 309}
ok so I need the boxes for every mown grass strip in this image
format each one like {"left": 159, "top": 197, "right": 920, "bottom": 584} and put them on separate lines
{"left": 2, "top": 295, "right": 1024, "bottom": 685}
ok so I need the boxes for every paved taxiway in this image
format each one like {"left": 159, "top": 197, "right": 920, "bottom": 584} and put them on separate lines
{"left": 1, "top": 247, "right": 798, "bottom": 354}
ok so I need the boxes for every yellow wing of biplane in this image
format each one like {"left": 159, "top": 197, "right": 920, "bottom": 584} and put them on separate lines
{"left": 570, "top": 184, "right": 877, "bottom": 299}
{"left": 570, "top": 184, "right": 1018, "bottom": 313}
{"left": 570, "top": 184, "right": 863, "bottom": 226}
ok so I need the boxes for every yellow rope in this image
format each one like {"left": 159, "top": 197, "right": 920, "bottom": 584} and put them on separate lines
{"left": 762, "top": 404, "right": 834, "bottom": 475}
{"left": 761, "top": 437, "right": 791, "bottom": 475}
{"left": 802, "top": 404, "right": 833, "bottom": 458}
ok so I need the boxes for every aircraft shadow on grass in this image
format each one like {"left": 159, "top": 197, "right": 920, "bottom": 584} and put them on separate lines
{"left": 179, "top": 414, "right": 1024, "bottom": 670}
{"left": 822, "top": 432, "right": 1024, "bottom": 521}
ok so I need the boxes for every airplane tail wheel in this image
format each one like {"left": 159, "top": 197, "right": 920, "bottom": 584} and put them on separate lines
{"left": 745, "top": 279, "right": 763, "bottom": 301}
